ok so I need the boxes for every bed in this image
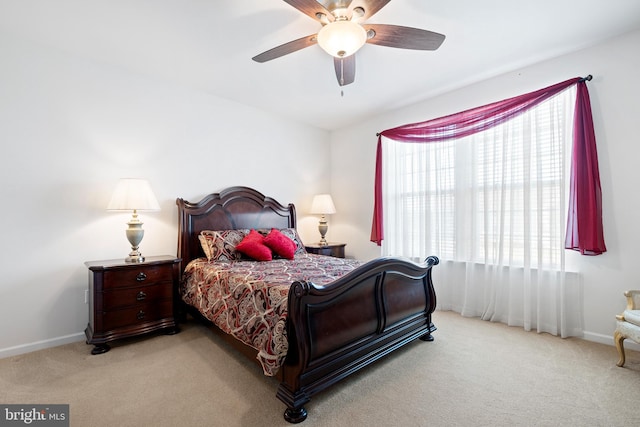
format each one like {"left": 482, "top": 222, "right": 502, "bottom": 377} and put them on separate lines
{"left": 176, "top": 186, "right": 439, "bottom": 423}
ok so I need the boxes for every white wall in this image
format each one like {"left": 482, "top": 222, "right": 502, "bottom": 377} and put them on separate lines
{"left": 0, "top": 33, "right": 331, "bottom": 357}
{"left": 330, "top": 29, "right": 640, "bottom": 346}
{"left": 2, "top": 26, "right": 638, "bottom": 358}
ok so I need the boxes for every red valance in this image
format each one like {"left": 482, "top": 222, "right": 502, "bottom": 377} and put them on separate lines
{"left": 371, "top": 77, "right": 606, "bottom": 255}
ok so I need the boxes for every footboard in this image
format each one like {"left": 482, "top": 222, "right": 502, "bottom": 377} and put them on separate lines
{"left": 277, "top": 255, "right": 439, "bottom": 423}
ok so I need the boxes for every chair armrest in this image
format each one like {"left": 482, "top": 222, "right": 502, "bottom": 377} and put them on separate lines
{"left": 624, "top": 290, "right": 640, "bottom": 310}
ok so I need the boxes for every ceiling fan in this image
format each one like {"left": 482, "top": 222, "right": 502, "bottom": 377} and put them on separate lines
{"left": 252, "top": 0, "right": 446, "bottom": 87}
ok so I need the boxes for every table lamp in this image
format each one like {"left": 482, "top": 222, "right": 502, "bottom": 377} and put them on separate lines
{"left": 310, "top": 194, "right": 336, "bottom": 246}
{"left": 107, "top": 178, "right": 160, "bottom": 262}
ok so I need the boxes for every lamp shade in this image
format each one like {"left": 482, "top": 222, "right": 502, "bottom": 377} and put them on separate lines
{"left": 107, "top": 178, "right": 160, "bottom": 211}
{"left": 310, "top": 194, "right": 336, "bottom": 215}
{"left": 317, "top": 20, "right": 367, "bottom": 58}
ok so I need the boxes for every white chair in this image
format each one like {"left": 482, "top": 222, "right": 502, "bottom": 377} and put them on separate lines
{"left": 614, "top": 290, "right": 640, "bottom": 367}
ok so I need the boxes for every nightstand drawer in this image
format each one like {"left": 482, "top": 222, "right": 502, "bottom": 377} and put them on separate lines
{"left": 101, "top": 300, "right": 173, "bottom": 331}
{"left": 102, "top": 283, "right": 173, "bottom": 310}
{"left": 103, "top": 264, "right": 174, "bottom": 289}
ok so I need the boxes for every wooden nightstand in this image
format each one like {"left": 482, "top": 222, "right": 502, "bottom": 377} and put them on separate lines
{"left": 84, "top": 255, "right": 181, "bottom": 355}
{"left": 305, "top": 243, "right": 346, "bottom": 258}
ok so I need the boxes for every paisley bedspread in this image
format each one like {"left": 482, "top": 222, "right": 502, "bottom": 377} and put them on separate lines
{"left": 181, "top": 253, "right": 362, "bottom": 376}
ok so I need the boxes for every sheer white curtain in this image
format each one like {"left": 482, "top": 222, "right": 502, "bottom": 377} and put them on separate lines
{"left": 382, "top": 87, "right": 582, "bottom": 337}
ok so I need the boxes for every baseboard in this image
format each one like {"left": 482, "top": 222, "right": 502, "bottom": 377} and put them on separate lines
{"left": 582, "top": 330, "right": 640, "bottom": 352}
{"left": 0, "top": 333, "right": 85, "bottom": 359}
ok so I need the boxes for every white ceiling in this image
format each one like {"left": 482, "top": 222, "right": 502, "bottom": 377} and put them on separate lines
{"left": 1, "top": 0, "right": 640, "bottom": 131}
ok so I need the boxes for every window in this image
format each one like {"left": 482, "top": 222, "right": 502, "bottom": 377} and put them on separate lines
{"left": 382, "top": 86, "right": 576, "bottom": 271}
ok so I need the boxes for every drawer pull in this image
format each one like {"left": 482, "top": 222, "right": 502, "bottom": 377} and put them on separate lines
{"left": 136, "top": 272, "right": 147, "bottom": 282}
{"left": 137, "top": 310, "right": 145, "bottom": 320}
{"left": 136, "top": 291, "right": 147, "bottom": 301}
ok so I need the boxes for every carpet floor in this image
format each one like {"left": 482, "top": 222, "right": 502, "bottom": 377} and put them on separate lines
{"left": 1, "top": 311, "right": 639, "bottom": 426}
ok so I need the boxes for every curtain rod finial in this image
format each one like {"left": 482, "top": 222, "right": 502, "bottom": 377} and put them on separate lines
{"left": 581, "top": 74, "right": 593, "bottom": 82}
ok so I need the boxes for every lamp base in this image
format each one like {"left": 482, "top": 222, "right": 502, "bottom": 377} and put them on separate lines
{"left": 125, "top": 253, "right": 145, "bottom": 263}
{"left": 125, "top": 216, "right": 145, "bottom": 263}
{"left": 318, "top": 218, "right": 328, "bottom": 246}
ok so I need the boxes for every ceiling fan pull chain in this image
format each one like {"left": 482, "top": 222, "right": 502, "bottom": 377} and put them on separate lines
{"left": 340, "top": 58, "right": 345, "bottom": 97}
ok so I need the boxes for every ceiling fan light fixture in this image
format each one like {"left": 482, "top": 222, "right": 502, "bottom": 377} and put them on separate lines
{"left": 317, "top": 20, "right": 367, "bottom": 58}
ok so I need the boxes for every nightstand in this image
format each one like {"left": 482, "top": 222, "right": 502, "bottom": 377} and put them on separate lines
{"left": 305, "top": 243, "right": 346, "bottom": 258}
{"left": 84, "top": 255, "right": 181, "bottom": 355}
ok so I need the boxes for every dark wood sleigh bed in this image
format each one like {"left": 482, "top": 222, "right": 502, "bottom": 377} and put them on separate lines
{"left": 175, "top": 186, "right": 439, "bottom": 423}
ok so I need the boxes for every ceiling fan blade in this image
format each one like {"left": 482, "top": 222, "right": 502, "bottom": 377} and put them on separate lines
{"left": 334, "top": 55, "right": 356, "bottom": 86}
{"left": 252, "top": 34, "right": 318, "bottom": 63}
{"left": 349, "top": 0, "right": 391, "bottom": 21}
{"left": 364, "top": 24, "right": 445, "bottom": 50}
{"left": 282, "top": 0, "right": 334, "bottom": 23}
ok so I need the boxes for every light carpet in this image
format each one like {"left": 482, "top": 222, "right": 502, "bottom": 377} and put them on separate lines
{"left": 1, "top": 311, "right": 639, "bottom": 426}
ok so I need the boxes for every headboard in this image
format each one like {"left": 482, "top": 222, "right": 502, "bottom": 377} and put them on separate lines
{"left": 176, "top": 186, "right": 297, "bottom": 270}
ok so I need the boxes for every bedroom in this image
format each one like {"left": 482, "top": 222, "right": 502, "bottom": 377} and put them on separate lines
{"left": 1, "top": 0, "right": 640, "bottom": 423}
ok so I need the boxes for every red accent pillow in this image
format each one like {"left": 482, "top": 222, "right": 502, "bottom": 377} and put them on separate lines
{"left": 236, "top": 229, "right": 272, "bottom": 261}
{"left": 264, "top": 228, "right": 297, "bottom": 260}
